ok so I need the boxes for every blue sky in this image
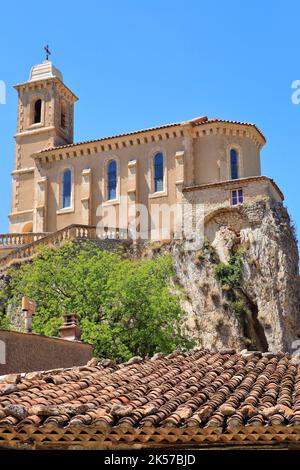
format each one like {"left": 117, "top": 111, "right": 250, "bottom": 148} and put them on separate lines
{"left": 0, "top": 0, "right": 299, "bottom": 245}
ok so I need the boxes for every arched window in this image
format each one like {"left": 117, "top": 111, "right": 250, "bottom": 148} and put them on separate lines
{"left": 34, "top": 99, "right": 42, "bottom": 124}
{"left": 107, "top": 160, "right": 117, "bottom": 200}
{"left": 230, "top": 148, "right": 239, "bottom": 180}
{"left": 62, "top": 169, "right": 72, "bottom": 208}
{"left": 154, "top": 152, "right": 164, "bottom": 192}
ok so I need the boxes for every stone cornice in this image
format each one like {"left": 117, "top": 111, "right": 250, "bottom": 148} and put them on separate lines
{"left": 11, "top": 167, "right": 35, "bottom": 176}
{"left": 31, "top": 125, "right": 184, "bottom": 163}
{"left": 31, "top": 120, "right": 265, "bottom": 164}
{"left": 14, "top": 77, "right": 78, "bottom": 103}
{"left": 15, "top": 126, "right": 57, "bottom": 139}
{"left": 182, "top": 175, "right": 284, "bottom": 200}
{"left": 191, "top": 121, "right": 266, "bottom": 150}
{"left": 9, "top": 209, "right": 34, "bottom": 219}
{"left": 15, "top": 125, "right": 73, "bottom": 146}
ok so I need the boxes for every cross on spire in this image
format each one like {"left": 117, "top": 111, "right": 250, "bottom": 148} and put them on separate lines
{"left": 44, "top": 44, "right": 51, "bottom": 61}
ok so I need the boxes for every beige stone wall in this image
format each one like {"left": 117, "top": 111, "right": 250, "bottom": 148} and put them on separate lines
{"left": 9, "top": 65, "right": 268, "bottom": 236}
{"left": 38, "top": 136, "right": 184, "bottom": 233}
{"left": 31, "top": 130, "right": 266, "bottom": 236}
{"left": 193, "top": 133, "right": 261, "bottom": 185}
{"left": 16, "top": 173, "right": 34, "bottom": 212}
{"left": 182, "top": 177, "right": 283, "bottom": 242}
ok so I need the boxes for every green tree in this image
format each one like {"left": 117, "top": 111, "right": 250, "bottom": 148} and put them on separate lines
{"left": 0, "top": 276, "right": 11, "bottom": 329}
{"left": 3, "top": 241, "right": 191, "bottom": 361}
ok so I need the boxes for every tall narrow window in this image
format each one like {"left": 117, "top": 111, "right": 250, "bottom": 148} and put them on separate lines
{"left": 230, "top": 149, "right": 239, "bottom": 180}
{"left": 154, "top": 152, "right": 164, "bottom": 192}
{"left": 107, "top": 160, "right": 117, "bottom": 200}
{"left": 61, "top": 101, "right": 67, "bottom": 129}
{"left": 62, "top": 169, "right": 72, "bottom": 208}
{"left": 34, "top": 99, "right": 42, "bottom": 124}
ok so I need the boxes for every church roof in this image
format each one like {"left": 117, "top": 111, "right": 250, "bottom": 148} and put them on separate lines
{"left": 28, "top": 60, "right": 63, "bottom": 83}
{"left": 0, "top": 349, "right": 299, "bottom": 449}
{"left": 36, "top": 117, "right": 266, "bottom": 155}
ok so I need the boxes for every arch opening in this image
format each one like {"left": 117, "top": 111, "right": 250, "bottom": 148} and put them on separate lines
{"left": 34, "top": 99, "right": 42, "bottom": 124}
{"left": 22, "top": 222, "right": 33, "bottom": 233}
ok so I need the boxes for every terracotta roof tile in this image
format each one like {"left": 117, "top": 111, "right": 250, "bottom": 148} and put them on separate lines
{"left": 1, "top": 349, "right": 300, "bottom": 448}
{"left": 35, "top": 116, "right": 265, "bottom": 155}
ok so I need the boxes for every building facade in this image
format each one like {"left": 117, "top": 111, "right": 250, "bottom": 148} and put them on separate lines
{"left": 9, "top": 60, "right": 283, "bottom": 242}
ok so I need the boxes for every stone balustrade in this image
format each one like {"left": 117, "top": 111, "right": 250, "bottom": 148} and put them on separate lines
{"left": 0, "top": 232, "right": 49, "bottom": 248}
{"left": 0, "top": 224, "right": 122, "bottom": 270}
{"left": 95, "top": 226, "right": 125, "bottom": 240}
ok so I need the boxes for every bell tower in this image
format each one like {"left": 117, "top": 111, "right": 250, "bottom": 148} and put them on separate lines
{"left": 10, "top": 60, "right": 78, "bottom": 233}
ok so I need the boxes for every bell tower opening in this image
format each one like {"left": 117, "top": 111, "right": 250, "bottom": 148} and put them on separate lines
{"left": 60, "top": 100, "right": 67, "bottom": 129}
{"left": 33, "top": 98, "right": 42, "bottom": 123}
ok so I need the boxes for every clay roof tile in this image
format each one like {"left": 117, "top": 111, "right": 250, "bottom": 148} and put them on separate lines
{"left": 1, "top": 349, "right": 300, "bottom": 443}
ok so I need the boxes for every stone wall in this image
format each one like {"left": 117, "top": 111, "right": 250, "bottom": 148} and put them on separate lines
{"left": 182, "top": 176, "right": 283, "bottom": 242}
{"left": 0, "top": 329, "right": 92, "bottom": 375}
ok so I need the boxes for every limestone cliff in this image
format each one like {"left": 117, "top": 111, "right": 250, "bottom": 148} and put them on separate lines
{"left": 172, "top": 199, "right": 300, "bottom": 353}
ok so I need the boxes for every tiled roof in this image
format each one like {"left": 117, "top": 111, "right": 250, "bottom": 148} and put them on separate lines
{"left": 37, "top": 121, "right": 183, "bottom": 154}
{"left": 194, "top": 118, "right": 266, "bottom": 142}
{"left": 0, "top": 349, "right": 299, "bottom": 449}
{"left": 36, "top": 116, "right": 265, "bottom": 155}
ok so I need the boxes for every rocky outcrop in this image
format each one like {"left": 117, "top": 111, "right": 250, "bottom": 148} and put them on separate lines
{"left": 172, "top": 241, "right": 245, "bottom": 351}
{"left": 172, "top": 199, "right": 300, "bottom": 353}
{"left": 239, "top": 200, "right": 300, "bottom": 352}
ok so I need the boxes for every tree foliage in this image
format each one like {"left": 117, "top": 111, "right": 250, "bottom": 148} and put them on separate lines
{"left": 1, "top": 242, "right": 191, "bottom": 361}
{"left": 0, "top": 277, "right": 11, "bottom": 329}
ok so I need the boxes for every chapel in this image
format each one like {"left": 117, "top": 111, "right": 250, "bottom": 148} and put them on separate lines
{"left": 6, "top": 59, "right": 283, "bottom": 251}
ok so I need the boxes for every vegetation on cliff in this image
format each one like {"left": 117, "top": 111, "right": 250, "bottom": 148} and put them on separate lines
{"left": 214, "top": 246, "right": 250, "bottom": 327}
